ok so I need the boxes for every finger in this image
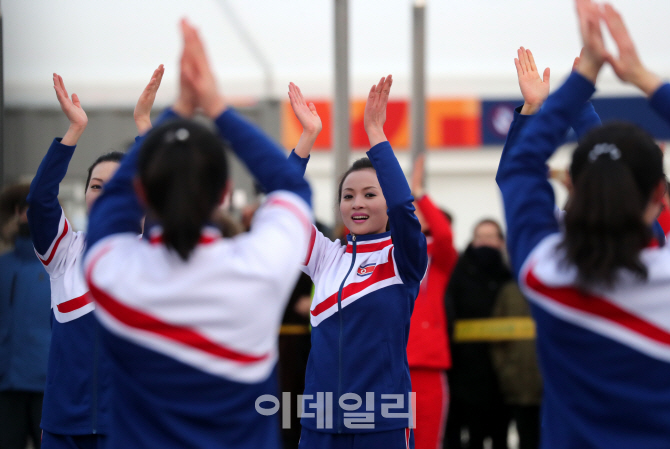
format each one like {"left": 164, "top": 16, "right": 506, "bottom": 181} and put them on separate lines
{"left": 519, "top": 46, "right": 530, "bottom": 73}
{"left": 383, "top": 74, "right": 393, "bottom": 96}
{"left": 155, "top": 64, "right": 165, "bottom": 86}
{"left": 295, "top": 84, "right": 305, "bottom": 105}
{"left": 542, "top": 67, "right": 550, "bottom": 84}
{"left": 58, "top": 75, "right": 69, "bottom": 100}
{"left": 71, "top": 93, "right": 81, "bottom": 108}
{"left": 516, "top": 48, "right": 525, "bottom": 75}
{"left": 308, "top": 102, "right": 318, "bottom": 117}
{"left": 527, "top": 49, "right": 538, "bottom": 74}
{"left": 603, "top": 3, "right": 633, "bottom": 51}
{"left": 514, "top": 58, "right": 523, "bottom": 77}
{"left": 572, "top": 56, "right": 581, "bottom": 72}
{"left": 376, "top": 77, "right": 385, "bottom": 94}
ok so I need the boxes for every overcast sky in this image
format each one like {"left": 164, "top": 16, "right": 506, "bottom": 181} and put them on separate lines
{"left": 5, "top": 0, "right": 670, "bottom": 107}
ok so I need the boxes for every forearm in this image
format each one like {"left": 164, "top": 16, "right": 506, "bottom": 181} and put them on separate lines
{"left": 27, "top": 139, "right": 76, "bottom": 253}
{"left": 215, "top": 108, "right": 311, "bottom": 207}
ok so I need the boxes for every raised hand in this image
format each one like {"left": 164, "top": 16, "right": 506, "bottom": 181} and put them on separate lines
{"left": 575, "top": 0, "right": 609, "bottom": 83}
{"left": 364, "top": 75, "right": 392, "bottom": 148}
{"left": 515, "top": 47, "right": 550, "bottom": 115}
{"left": 53, "top": 73, "right": 87, "bottom": 146}
{"left": 602, "top": 3, "right": 662, "bottom": 96}
{"left": 134, "top": 64, "right": 164, "bottom": 134}
{"left": 410, "top": 153, "right": 426, "bottom": 198}
{"left": 288, "top": 82, "right": 322, "bottom": 158}
{"left": 179, "top": 19, "right": 226, "bottom": 118}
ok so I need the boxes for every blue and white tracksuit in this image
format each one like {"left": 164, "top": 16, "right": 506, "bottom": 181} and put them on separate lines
{"left": 496, "top": 71, "right": 670, "bottom": 449}
{"left": 289, "top": 142, "right": 428, "bottom": 440}
{"left": 27, "top": 138, "right": 113, "bottom": 438}
{"left": 83, "top": 108, "right": 313, "bottom": 449}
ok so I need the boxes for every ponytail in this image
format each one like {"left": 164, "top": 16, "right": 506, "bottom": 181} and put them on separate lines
{"left": 561, "top": 122, "right": 664, "bottom": 287}
{"left": 138, "top": 120, "right": 228, "bottom": 261}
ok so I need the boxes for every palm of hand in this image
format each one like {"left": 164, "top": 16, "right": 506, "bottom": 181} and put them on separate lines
{"left": 296, "top": 104, "right": 322, "bottom": 134}
{"left": 519, "top": 74, "right": 549, "bottom": 106}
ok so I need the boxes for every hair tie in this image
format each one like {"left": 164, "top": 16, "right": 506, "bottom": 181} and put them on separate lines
{"left": 164, "top": 128, "right": 190, "bottom": 143}
{"left": 588, "top": 143, "right": 621, "bottom": 162}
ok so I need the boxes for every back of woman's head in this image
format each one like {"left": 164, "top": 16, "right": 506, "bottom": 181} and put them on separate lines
{"left": 138, "top": 119, "right": 228, "bottom": 261}
{"left": 562, "top": 122, "right": 665, "bottom": 287}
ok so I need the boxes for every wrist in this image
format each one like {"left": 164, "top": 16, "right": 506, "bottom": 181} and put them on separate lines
{"left": 61, "top": 125, "right": 85, "bottom": 146}
{"left": 366, "top": 128, "right": 387, "bottom": 148}
{"left": 576, "top": 57, "right": 602, "bottom": 84}
{"left": 135, "top": 118, "right": 152, "bottom": 134}
{"left": 520, "top": 103, "right": 541, "bottom": 115}
{"left": 632, "top": 68, "right": 663, "bottom": 97}
{"left": 172, "top": 97, "right": 195, "bottom": 118}
{"left": 204, "top": 95, "right": 228, "bottom": 119}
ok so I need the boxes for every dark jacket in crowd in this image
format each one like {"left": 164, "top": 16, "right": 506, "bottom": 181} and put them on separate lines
{"left": 0, "top": 232, "right": 52, "bottom": 392}
{"left": 445, "top": 245, "right": 512, "bottom": 404}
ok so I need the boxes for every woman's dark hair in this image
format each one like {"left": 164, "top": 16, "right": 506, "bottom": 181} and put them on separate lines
{"left": 137, "top": 119, "right": 228, "bottom": 261}
{"left": 474, "top": 218, "right": 504, "bottom": 240}
{"left": 561, "top": 122, "right": 665, "bottom": 287}
{"left": 337, "top": 157, "right": 375, "bottom": 204}
{"left": 85, "top": 152, "right": 125, "bottom": 192}
{"left": 337, "top": 157, "right": 391, "bottom": 233}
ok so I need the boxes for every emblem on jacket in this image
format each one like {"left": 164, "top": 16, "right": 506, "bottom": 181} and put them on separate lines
{"left": 357, "top": 263, "right": 376, "bottom": 277}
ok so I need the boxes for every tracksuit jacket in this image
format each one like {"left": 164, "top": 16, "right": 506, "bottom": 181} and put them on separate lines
{"left": 83, "top": 108, "right": 312, "bottom": 449}
{"left": 27, "top": 138, "right": 112, "bottom": 436}
{"left": 289, "top": 143, "right": 428, "bottom": 434}
{"left": 496, "top": 71, "right": 670, "bottom": 449}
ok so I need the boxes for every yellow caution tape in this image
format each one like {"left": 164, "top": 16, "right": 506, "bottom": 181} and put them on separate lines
{"left": 280, "top": 324, "right": 311, "bottom": 335}
{"left": 454, "top": 317, "right": 536, "bottom": 342}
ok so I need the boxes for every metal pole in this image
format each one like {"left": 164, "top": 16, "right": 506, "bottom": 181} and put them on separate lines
{"left": 333, "top": 0, "right": 350, "bottom": 227}
{"left": 410, "top": 0, "right": 426, "bottom": 173}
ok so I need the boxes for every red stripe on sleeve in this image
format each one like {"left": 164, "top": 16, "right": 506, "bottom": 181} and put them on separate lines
{"left": 304, "top": 226, "right": 317, "bottom": 266}
{"left": 56, "top": 292, "right": 93, "bottom": 313}
{"left": 39, "top": 219, "right": 69, "bottom": 266}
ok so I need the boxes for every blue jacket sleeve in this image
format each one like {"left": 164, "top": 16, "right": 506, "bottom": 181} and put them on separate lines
{"left": 499, "top": 107, "right": 534, "bottom": 177}
{"left": 496, "top": 72, "right": 595, "bottom": 279}
{"left": 27, "top": 138, "right": 76, "bottom": 254}
{"left": 214, "top": 109, "right": 311, "bottom": 207}
{"left": 85, "top": 109, "right": 180, "bottom": 254}
{"left": 287, "top": 149, "right": 309, "bottom": 177}
{"left": 571, "top": 101, "right": 601, "bottom": 138}
{"left": 648, "top": 82, "right": 670, "bottom": 123}
{"left": 367, "top": 141, "right": 427, "bottom": 285}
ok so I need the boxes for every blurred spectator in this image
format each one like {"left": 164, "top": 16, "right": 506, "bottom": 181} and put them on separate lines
{"left": 445, "top": 219, "right": 512, "bottom": 449}
{"left": 0, "top": 184, "right": 52, "bottom": 449}
{"left": 491, "top": 281, "right": 542, "bottom": 449}
{"left": 407, "top": 155, "right": 458, "bottom": 449}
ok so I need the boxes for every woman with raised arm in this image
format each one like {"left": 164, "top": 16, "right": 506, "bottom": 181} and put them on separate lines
{"left": 288, "top": 78, "right": 427, "bottom": 449}
{"left": 83, "top": 20, "right": 312, "bottom": 449}
{"left": 27, "top": 65, "right": 162, "bottom": 449}
{"left": 496, "top": 1, "right": 670, "bottom": 447}
{"left": 406, "top": 154, "right": 457, "bottom": 449}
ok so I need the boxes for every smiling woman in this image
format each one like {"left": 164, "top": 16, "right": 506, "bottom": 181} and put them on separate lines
{"left": 286, "top": 76, "right": 427, "bottom": 448}
{"left": 338, "top": 158, "right": 389, "bottom": 235}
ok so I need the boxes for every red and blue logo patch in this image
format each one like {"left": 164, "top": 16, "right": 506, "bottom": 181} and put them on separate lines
{"left": 357, "top": 263, "right": 376, "bottom": 277}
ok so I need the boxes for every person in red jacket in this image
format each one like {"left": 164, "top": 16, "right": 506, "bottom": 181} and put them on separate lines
{"left": 407, "top": 154, "right": 458, "bottom": 449}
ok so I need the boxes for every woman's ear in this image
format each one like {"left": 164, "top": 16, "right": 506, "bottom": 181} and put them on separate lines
{"left": 133, "top": 177, "right": 147, "bottom": 207}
